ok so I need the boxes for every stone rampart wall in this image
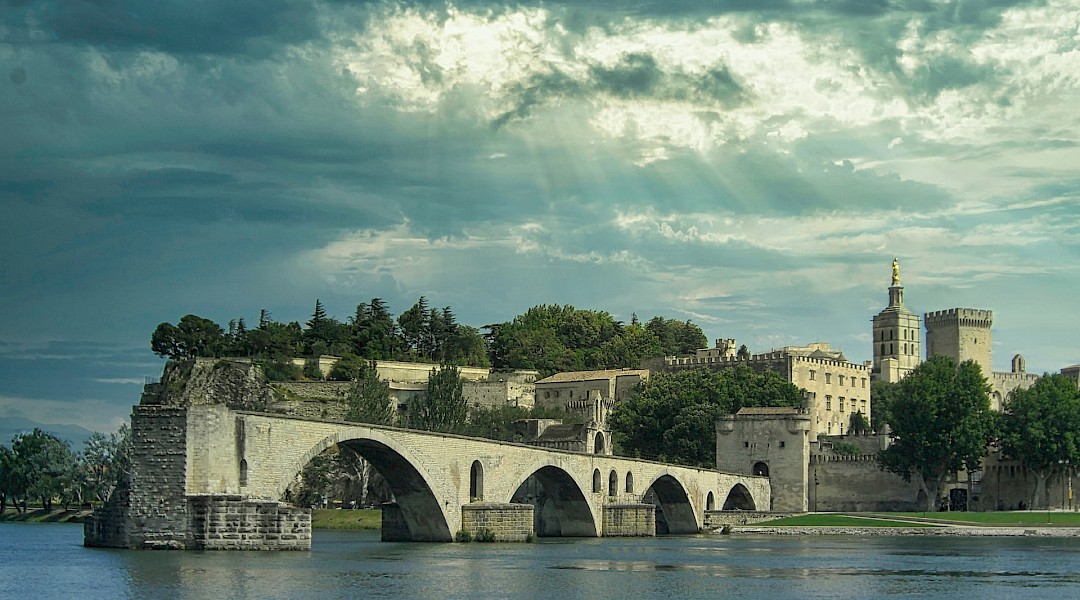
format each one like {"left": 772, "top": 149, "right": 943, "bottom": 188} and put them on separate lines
{"left": 704, "top": 511, "right": 797, "bottom": 528}
{"left": 810, "top": 454, "right": 922, "bottom": 512}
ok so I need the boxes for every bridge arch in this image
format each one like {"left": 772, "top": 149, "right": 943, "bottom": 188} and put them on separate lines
{"left": 510, "top": 465, "right": 598, "bottom": 537}
{"left": 722, "top": 483, "right": 757, "bottom": 510}
{"left": 643, "top": 473, "right": 699, "bottom": 534}
{"left": 277, "top": 429, "right": 453, "bottom": 542}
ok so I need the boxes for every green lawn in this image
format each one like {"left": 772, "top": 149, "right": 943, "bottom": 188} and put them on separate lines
{"left": 883, "top": 511, "right": 1080, "bottom": 525}
{"left": 756, "top": 514, "right": 936, "bottom": 527}
{"left": 311, "top": 508, "right": 382, "bottom": 530}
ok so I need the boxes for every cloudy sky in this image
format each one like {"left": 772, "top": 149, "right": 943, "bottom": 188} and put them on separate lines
{"left": 2, "top": 0, "right": 1079, "bottom": 434}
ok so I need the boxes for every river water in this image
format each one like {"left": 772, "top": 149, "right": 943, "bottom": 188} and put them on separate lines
{"left": 3, "top": 523, "right": 1080, "bottom": 599}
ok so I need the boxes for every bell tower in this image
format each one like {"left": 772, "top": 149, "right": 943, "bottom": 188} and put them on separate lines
{"left": 871, "top": 258, "right": 922, "bottom": 383}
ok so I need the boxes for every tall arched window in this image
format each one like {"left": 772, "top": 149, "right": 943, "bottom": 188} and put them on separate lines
{"left": 470, "top": 460, "right": 484, "bottom": 501}
{"left": 706, "top": 491, "right": 715, "bottom": 511}
{"left": 608, "top": 470, "right": 618, "bottom": 497}
{"left": 592, "top": 469, "right": 602, "bottom": 493}
{"left": 625, "top": 472, "right": 634, "bottom": 494}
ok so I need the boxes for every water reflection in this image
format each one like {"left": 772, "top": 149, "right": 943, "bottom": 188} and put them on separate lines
{"left": 4, "top": 524, "right": 1080, "bottom": 600}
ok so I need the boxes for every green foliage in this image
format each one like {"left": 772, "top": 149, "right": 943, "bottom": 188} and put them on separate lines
{"left": 849, "top": 411, "right": 870, "bottom": 436}
{"left": 258, "top": 357, "right": 303, "bottom": 381}
{"left": 877, "top": 356, "right": 995, "bottom": 511}
{"left": 831, "top": 441, "right": 861, "bottom": 456}
{"left": 345, "top": 361, "right": 396, "bottom": 426}
{"left": 999, "top": 373, "right": 1080, "bottom": 508}
{"left": 644, "top": 317, "right": 708, "bottom": 357}
{"left": 463, "top": 404, "right": 581, "bottom": 442}
{"left": 610, "top": 365, "right": 802, "bottom": 468}
{"left": 455, "top": 529, "right": 473, "bottom": 542}
{"left": 327, "top": 353, "right": 366, "bottom": 381}
{"left": 488, "top": 305, "right": 705, "bottom": 376}
{"left": 295, "top": 453, "right": 336, "bottom": 508}
{"left": 410, "top": 364, "right": 468, "bottom": 433}
{"left": 151, "top": 314, "right": 226, "bottom": 359}
{"left": 0, "top": 445, "right": 15, "bottom": 513}
{"left": 8, "top": 429, "right": 78, "bottom": 512}
{"left": 474, "top": 527, "right": 496, "bottom": 542}
{"left": 870, "top": 380, "right": 900, "bottom": 432}
{"left": 302, "top": 359, "right": 324, "bottom": 381}
{"left": 80, "top": 424, "right": 131, "bottom": 504}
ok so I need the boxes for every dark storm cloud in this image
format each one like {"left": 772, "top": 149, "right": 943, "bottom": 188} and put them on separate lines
{"left": 19, "top": 0, "right": 321, "bottom": 55}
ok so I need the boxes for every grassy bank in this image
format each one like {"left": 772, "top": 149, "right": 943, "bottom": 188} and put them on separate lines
{"left": 311, "top": 508, "right": 381, "bottom": 530}
{"left": 878, "top": 511, "right": 1080, "bottom": 525}
{"left": 0, "top": 508, "right": 92, "bottom": 523}
{"left": 758, "top": 511, "right": 1080, "bottom": 528}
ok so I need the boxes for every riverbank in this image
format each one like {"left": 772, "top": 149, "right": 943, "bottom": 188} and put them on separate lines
{"left": 0, "top": 508, "right": 92, "bottom": 523}
{"left": 726, "top": 525, "right": 1080, "bottom": 536}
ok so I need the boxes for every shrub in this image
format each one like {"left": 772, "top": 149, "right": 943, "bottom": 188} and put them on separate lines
{"left": 475, "top": 528, "right": 496, "bottom": 543}
{"left": 832, "top": 441, "right": 861, "bottom": 456}
{"left": 455, "top": 530, "right": 473, "bottom": 543}
{"left": 303, "top": 359, "right": 324, "bottom": 381}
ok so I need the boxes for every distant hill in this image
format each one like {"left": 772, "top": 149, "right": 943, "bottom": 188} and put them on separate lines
{"left": 0, "top": 416, "right": 96, "bottom": 449}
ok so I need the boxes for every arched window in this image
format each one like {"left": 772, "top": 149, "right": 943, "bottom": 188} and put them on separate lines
{"left": 753, "top": 462, "right": 769, "bottom": 477}
{"left": 592, "top": 469, "right": 602, "bottom": 493}
{"left": 594, "top": 432, "right": 606, "bottom": 455}
{"left": 470, "top": 460, "right": 484, "bottom": 501}
{"left": 706, "top": 491, "right": 715, "bottom": 511}
{"left": 608, "top": 470, "right": 618, "bottom": 497}
{"left": 239, "top": 459, "right": 248, "bottom": 486}
{"left": 625, "top": 472, "right": 634, "bottom": 494}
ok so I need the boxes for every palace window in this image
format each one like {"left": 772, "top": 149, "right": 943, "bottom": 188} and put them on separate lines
{"left": 809, "top": 369, "right": 816, "bottom": 381}
{"left": 825, "top": 395, "right": 832, "bottom": 411}
{"left": 839, "top": 398, "right": 845, "bottom": 412}
{"left": 825, "top": 373, "right": 832, "bottom": 384}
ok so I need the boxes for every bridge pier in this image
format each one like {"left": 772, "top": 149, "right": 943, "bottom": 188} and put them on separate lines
{"left": 602, "top": 503, "right": 656, "bottom": 536}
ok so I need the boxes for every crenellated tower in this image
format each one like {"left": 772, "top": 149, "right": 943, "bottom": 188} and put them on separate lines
{"left": 924, "top": 308, "right": 993, "bottom": 376}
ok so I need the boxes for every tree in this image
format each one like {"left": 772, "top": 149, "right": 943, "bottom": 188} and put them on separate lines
{"left": 150, "top": 314, "right": 226, "bottom": 359}
{"left": 9, "top": 429, "right": 78, "bottom": 512}
{"left": 398, "top": 297, "right": 429, "bottom": 357}
{"left": 0, "top": 445, "right": 14, "bottom": 513}
{"left": 410, "top": 364, "right": 467, "bottom": 433}
{"left": 877, "top": 356, "right": 995, "bottom": 511}
{"left": 610, "top": 365, "right": 802, "bottom": 467}
{"left": 351, "top": 298, "right": 399, "bottom": 360}
{"left": 595, "top": 323, "right": 664, "bottom": 369}
{"left": 870, "top": 380, "right": 900, "bottom": 433}
{"left": 345, "top": 361, "right": 396, "bottom": 426}
{"left": 1000, "top": 374, "right": 1080, "bottom": 509}
{"left": 849, "top": 411, "right": 870, "bottom": 436}
{"left": 645, "top": 317, "right": 708, "bottom": 356}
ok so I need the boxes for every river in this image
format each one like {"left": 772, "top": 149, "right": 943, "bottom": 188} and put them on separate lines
{"left": 3, "top": 523, "right": 1080, "bottom": 599}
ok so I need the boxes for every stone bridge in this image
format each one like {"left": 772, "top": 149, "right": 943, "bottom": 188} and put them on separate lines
{"left": 86, "top": 404, "right": 769, "bottom": 549}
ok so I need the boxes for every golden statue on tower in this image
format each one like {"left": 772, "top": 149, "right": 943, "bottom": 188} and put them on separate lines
{"left": 891, "top": 258, "right": 901, "bottom": 285}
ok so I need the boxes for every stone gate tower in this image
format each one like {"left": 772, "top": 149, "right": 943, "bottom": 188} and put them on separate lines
{"left": 924, "top": 308, "right": 993, "bottom": 375}
{"left": 871, "top": 258, "right": 922, "bottom": 383}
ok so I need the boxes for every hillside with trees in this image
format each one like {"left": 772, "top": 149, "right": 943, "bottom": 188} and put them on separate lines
{"left": 150, "top": 300, "right": 709, "bottom": 380}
